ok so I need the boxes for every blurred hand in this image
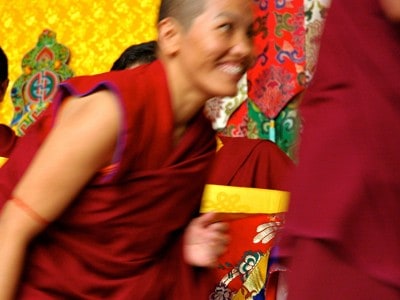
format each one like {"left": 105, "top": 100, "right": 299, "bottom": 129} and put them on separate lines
{"left": 183, "top": 213, "right": 230, "bottom": 268}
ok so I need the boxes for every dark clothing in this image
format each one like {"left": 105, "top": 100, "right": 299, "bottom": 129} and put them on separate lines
{"left": 0, "top": 124, "right": 17, "bottom": 157}
{"left": 281, "top": 0, "right": 400, "bottom": 298}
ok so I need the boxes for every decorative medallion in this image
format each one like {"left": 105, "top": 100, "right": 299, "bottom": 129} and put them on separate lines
{"left": 11, "top": 29, "right": 74, "bottom": 135}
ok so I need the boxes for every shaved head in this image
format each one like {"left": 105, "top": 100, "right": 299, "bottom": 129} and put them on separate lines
{"left": 158, "top": 0, "right": 206, "bottom": 30}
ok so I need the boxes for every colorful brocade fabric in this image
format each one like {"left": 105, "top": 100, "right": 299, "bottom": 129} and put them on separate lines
{"left": 248, "top": 0, "right": 306, "bottom": 120}
{"left": 207, "top": 0, "right": 331, "bottom": 160}
{"left": 219, "top": 0, "right": 307, "bottom": 150}
{"left": 209, "top": 214, "right": 286, "bottom": 300}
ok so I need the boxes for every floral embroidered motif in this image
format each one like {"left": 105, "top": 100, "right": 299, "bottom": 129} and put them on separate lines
{"left": 210, "top": 283, "right": 234, "bottom": 300}
{"left": 239, "top": 251, "right": 263, "bottom": 281}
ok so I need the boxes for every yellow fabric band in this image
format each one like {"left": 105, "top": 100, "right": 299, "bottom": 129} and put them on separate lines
{"left": 200, "top": 184, "right": 290, "bottom": 214}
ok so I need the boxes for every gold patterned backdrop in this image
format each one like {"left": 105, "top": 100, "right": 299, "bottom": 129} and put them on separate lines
{"left": 0, "top": 0, "right": 160, "bottom": 125}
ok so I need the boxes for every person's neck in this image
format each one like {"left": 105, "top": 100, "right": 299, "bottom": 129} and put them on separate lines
{"left": 163, "top": 61, "right": 208, "bottom": 128}
{"left": 170, "top": 88, "right": 204, "bottom": 146}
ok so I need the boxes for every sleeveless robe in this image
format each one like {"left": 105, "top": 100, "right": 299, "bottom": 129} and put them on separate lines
{"left": 0, "top": 60, "right": 216, "bottom": 299}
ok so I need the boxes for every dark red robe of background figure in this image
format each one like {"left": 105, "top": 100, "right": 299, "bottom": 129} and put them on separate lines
{"left": 280, "top": 0, "right": 400, "bottom": 298}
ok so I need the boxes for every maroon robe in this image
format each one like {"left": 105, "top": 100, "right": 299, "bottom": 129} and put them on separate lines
{"left": 206, "top": 136, "right": 294, "bottom": 298}
{"left": 280, "top": 0, "right": 400, "bottom": 298}
{"left": 0, "top": 124, "right": 17, "bottom": 158}
{"left": 208, "top": 136, "right": 293, "bottom": 190}
{"left": 0, "top": 60, "right": 216, "bottom": 299}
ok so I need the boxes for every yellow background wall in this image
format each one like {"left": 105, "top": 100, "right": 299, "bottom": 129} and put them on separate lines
{"left": 0, "top": 0, "right": 160, "bottom": 124}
